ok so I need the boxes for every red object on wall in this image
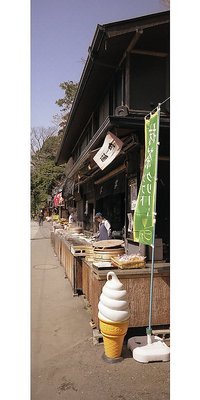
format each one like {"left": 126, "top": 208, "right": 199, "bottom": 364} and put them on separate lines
{"left": 53, "top": 193, "right": 62, "bottom": 207}
{"left": 53, "top": 192, "right": 64, "bottom": 207}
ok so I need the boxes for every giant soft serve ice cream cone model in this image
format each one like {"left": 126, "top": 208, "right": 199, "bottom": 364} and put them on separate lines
{"left": 98, "top": 271, "right": 130, "bottom": 361}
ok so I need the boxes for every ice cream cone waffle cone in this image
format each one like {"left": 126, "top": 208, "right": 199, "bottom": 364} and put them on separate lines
{"left": 99, "top": 319, "right": 129, "bottom": 359}
{"left": 98, "top": 272, "right": 130, "bottom": 360}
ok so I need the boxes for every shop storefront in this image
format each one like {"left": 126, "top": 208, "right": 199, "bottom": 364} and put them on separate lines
{"left": 53, "top": 11, "right": 170, "bottom": 331}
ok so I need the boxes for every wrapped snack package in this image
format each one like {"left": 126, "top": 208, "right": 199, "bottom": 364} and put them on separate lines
{"left": 98, "top": 271, "right": 130, "bottom": 360}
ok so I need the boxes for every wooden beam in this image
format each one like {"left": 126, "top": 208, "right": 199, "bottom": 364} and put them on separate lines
{"left": 131, "top": 49, "right": 168, "bottom": 58}
{"left": 126, "top": 29, "right": 143, "bottom": 53}
{"left": 125, "top": 53, "right": 130, "bottom": 107}
{"left": 106, "top": 17, "right": 169, "bottom": 38}
{"left": 94, "top": 164, "right": 126, "bottom": 185}
{"left": 158, "top": 156, "right": 170, "bottom": 161}
{"left": 119, "top": 29, "right": 143, "bottom": 68}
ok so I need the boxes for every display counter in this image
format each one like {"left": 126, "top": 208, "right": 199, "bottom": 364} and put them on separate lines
{"left": 82, "top": 260, "right": 169, "bottom": 329}
{"left": 51, "top": 230, "right": 170, "bottom": 328}
{"left": 51, "top": 230, "right": 93, "bottom": 295}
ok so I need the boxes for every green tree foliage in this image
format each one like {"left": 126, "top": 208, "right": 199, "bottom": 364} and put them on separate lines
{"left": 55, "top": 80, "right": 79, "bottom": 113}
{"left": 31, "top": 133, "right": 65, "bottom": 213}
{"left": 31, "top": 80, "right": 78, "bottom": 214}
{"left": 55, "top": 80, "right": 78, "bottom": 135}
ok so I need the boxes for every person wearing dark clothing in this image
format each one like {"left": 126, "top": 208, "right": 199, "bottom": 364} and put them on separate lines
{"left": 95, "top": 212, "right": 111, "bottom": 241}
{"left": 38, "top": 210, "right": 44, "bottom": 226}
{"left": 98, "top": 222, "right": 109, "bottom": 240}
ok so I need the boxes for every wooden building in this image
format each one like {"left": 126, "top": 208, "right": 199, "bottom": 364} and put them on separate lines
{"left": 55, "top": 11, "right": 170, "bottom": 262}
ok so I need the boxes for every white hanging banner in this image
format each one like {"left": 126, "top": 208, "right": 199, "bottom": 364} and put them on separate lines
{"left": 93, "top": 132, "right": 123, "bottom": 170}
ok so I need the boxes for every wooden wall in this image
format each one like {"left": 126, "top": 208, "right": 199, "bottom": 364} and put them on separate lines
{"left": 82, "top": 261, "right": 170, "bottom": 330}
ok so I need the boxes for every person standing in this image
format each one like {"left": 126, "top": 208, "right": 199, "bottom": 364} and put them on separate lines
{"left": 38, "top": 209, "right": 44, "bottom": 226}
{"left": 95, "top": 212, "right": 111, "bottom": 240}
{"left": 69, "top": 209, "right": 77, "bottom": 224}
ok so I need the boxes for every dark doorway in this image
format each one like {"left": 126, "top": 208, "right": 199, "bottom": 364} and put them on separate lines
{"left": 156, "top": 160, "right": 170, "bottom": 261}
{"left": 96, "top": 192, "right": 125, "bottom": 234}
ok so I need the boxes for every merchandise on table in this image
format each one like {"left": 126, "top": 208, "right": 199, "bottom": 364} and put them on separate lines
{"left": 111, "top": 254, "right": 146, "bottom": 269}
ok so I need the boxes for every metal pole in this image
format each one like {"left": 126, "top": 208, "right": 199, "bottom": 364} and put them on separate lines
{"left": 146, "top": 104, "right": 161, "bottom": 341}
{"left": 124, "top": 170, "right": 128, "bottom": 254}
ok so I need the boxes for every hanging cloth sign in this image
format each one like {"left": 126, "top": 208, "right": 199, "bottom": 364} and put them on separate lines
{"left": 93, "top": 132, "right": 123, "bottom": 170}
{"left": 133, "top": 110, "right": 160, "bottom": 246}
{"left": 53, "top": 192, "right": 63, "bottom": 207}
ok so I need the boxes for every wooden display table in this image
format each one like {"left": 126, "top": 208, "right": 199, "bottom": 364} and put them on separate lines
{"left": 51, "top": 231, "right": 170, "bottom": 328}
{"left": 52, "top": 231, "right": 92, "bottom": 295}
{"left": 82, "top": 260, "right": 170, "bottom": 329}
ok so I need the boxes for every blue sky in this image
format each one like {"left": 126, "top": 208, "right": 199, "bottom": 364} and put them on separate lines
{"left": 31, "top": 0, "right": 169, "bottom": 128}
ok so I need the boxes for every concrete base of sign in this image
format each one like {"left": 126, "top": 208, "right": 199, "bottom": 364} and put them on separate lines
{"left": 127, "top": 335, "right": 170, "bottom": 363}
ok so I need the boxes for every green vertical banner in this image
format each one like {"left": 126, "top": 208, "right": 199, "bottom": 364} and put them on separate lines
{"left": 133, "top": 110, "right": 160, "bottom": 246}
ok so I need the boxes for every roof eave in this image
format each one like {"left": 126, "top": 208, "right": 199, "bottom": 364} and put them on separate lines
{"left": 55, "top": 11, "right": 170, "bottom": 165}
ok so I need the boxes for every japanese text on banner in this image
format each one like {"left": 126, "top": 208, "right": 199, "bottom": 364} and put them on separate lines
{"left": 133, "top": 111, "right": 159, "bottom": 246}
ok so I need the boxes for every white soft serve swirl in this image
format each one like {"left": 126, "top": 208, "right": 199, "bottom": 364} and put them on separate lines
{"left": 98, "top": 271, "right": 130, "bottom": 322}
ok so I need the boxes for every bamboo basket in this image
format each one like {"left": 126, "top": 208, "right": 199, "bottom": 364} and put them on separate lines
{"left": 111, "top": 256, "right": 146, "bottom": 269}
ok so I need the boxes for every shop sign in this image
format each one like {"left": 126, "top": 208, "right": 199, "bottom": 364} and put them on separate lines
{"left": 129, "top": 177, "right": 137, "bottom": 210}
{"left": 53, "top": 192, "right": 64, "bottom": 207}
{"left": 133, "top": 111, "right": 159, "bottom": 245}
{"left": 93, "top": 132, "right": 123, "bottom": 170}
